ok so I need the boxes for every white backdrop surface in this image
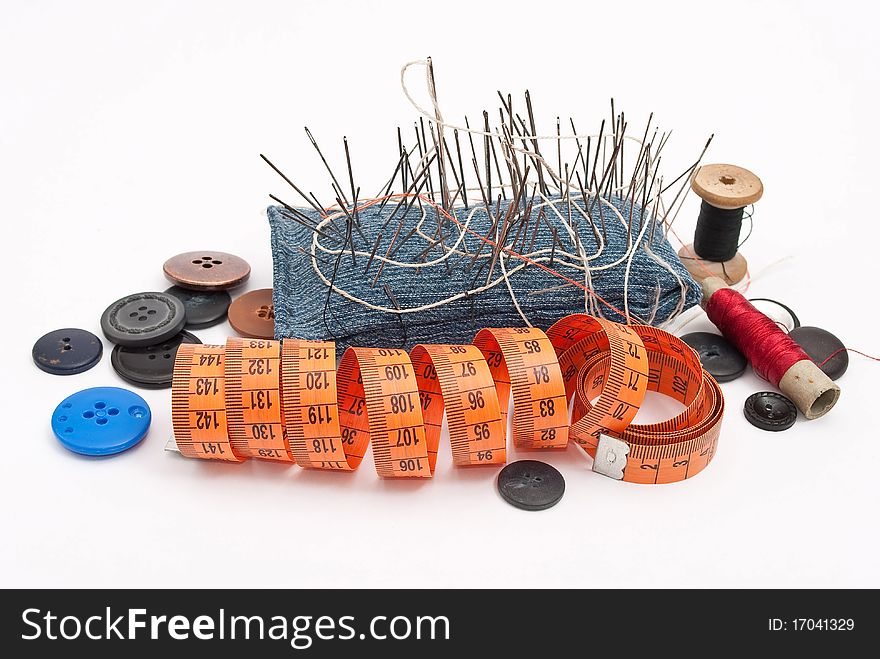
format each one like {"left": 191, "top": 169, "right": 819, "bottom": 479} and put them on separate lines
{"left": 1, "top": 0, "right": 878, "bottom": 588}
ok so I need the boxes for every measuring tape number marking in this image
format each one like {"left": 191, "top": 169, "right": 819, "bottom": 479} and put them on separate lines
{"left": 171, "top": 315, "right": 724, "bottom": 484}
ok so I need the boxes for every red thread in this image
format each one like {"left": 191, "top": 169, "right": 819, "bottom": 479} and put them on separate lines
{"left": 819, "top": 347, "right": 880, "bottom": 367}
{"left": 705, "top": 288, "right": 810, "bottom": 385}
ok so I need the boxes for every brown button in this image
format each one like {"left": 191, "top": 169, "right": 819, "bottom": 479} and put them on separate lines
{"left": 163, "top": 251, "right": 251, "bottom": 291}
{"left": 228, "top": 289, "right": 275, "bottom": 339}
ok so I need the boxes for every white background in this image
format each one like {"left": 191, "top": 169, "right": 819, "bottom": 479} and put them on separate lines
{"left": 2, "top": 0, "right": 878, "bottom": 588}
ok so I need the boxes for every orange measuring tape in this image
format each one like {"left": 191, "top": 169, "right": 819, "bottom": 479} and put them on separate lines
{"left": 170, "top": 315, "right": 724, "bottom": 484}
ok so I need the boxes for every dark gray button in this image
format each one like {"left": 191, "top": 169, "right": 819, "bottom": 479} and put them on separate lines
{"left": 497, "top": 460, "right": 564, "bottom": 511}
{"left": 110, "top": 330, "right": 201, "bottom": 389}
{"left": 100, "top": 292, "right": 186, "bottom": 347}
{"left": 32, "top": 328, "right": 103, "bottom": 375}
{"left": 789, "top": 326, "right": 848, "bottom": 381}
{"left": 165, "top": 286, "right": 231, "bottom": 329}
{"left": 743, "top": 391, "right": 797, "bottom": 431}
{"left": 111, "top": 330, "right": 201, "bottom": 389}
{"left": 681, "top": 331, "right": 747, "bottom": 382}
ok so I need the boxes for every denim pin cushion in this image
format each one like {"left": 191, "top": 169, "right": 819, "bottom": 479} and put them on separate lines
{"left": 268, "top": 194, "right": 701, "bottom": 352}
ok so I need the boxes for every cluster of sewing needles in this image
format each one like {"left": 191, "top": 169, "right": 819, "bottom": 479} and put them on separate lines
{"left": 262, "top": 59, "right": 713, "bottom": 332}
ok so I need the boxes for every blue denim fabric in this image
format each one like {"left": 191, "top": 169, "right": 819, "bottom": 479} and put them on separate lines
{"left": 267, "top": 195, "right": 701, "bottom": 351}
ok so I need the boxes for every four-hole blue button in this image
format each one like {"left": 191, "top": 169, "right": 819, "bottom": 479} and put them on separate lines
{"left": 51, "top": 387, "right": 151, "bottom": 456}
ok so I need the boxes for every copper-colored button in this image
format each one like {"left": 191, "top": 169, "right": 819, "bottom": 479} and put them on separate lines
{"left": 228, "top": 289, "right": 275, "bottom": 339}
{"left": 163, "top": 251, "right": 251, "bottom": 291}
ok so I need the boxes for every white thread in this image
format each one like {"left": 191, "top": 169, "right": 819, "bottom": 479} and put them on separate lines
{"left": 288, "top": 190, "right": 668, "bottom": 323}
{"left": 271, "top": 59, "right": 701, "bottom": 327}
{"left": 400, "top": 59, "right": 650, "bottom": 195}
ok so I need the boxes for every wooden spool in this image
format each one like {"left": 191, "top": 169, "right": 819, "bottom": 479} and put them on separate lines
{"left": 678, "top": 163, "right": 763, "bottom": 285}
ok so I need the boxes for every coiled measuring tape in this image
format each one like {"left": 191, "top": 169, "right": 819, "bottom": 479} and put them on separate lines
{"left": 170, "top": 316, "right": 724, "bottom": 484}
{"left": 548, "top": 315, "right": 724, "bottom": 483}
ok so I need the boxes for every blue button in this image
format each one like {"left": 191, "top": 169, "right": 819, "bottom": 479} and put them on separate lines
{"left": 51, "top": 387, "right": 151, "bottom": 456}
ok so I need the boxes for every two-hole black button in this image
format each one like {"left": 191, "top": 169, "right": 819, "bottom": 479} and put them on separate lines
{"left": 743, "top": 391, "right": 797, "bottom": 431}
{"left": 32, "top": 328, "right": 103, "bottom": 375}
{"left": 681, "top": 331, "right": 747, "bottom": 382}
{"left": 497, "top": 460, "right": 565, "bottom": 511}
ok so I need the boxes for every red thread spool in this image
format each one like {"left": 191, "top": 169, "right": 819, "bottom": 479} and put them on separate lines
{"left": 706, "top": 289, "right": 809, "bottom": 385}
{"left": 700, "top": 277, "right": 840, "bottom": 420}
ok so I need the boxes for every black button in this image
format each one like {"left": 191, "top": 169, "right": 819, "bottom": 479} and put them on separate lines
{"left": 100, "top": 292, "right": 186, "bottom": 347}
{"left": 111, "top": 330, "right": 202, "bottom": 389}
{"left": 165, "top": 286, "right": 231, "bottom": 329}
{"left": 497, "top": 460, "right": 565, "bottom": 511}
{"left": 743, "top": 391, "right": 797, "bottom": 431}
{"left": 789, "top": 326, "right": 848, "bottom": 381}
{"left": 681, "top": 331, "right": 747, "bottom": 382}
{"left": 748, "top": 298, "right": 801, "bottom": 331}
{"left": 32, "top": 328, "right": 103, "bottom": 375}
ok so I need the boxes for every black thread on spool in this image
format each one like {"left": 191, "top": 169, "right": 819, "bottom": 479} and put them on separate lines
{"left": 693, "top": 200, "right": 744, "bottom": 262}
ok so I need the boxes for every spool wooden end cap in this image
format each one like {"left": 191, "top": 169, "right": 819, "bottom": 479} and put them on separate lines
{"left": 691, "top": 164, "right": 763, "bottom": 209}
{"left": 678, "top": 243, "right": 748, "bottom": 285}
